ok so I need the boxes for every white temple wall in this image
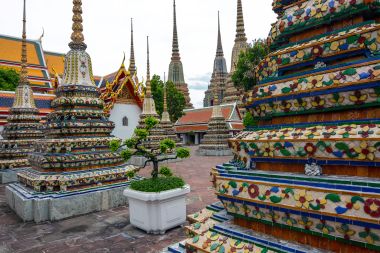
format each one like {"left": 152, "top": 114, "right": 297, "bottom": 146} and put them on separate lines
{"left": 109, "top": 103, "right": 141, "bottom": 140}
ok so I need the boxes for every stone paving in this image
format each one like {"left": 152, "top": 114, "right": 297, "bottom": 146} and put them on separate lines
{"left": 0, "top": 146, "right": 231, "bottom": 253}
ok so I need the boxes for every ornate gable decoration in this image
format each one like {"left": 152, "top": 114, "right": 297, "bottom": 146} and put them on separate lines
{"left": 100, "top": 65, "right": 144, "bottom": 114}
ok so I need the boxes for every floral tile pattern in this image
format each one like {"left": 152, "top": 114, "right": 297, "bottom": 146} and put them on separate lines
{"left": 259, "top": 23, "right": 380, "bottom": 81}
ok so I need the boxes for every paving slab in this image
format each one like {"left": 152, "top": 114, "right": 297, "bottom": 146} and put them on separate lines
{"left": 0, "top": 146, "right": 230, "bottom": 252}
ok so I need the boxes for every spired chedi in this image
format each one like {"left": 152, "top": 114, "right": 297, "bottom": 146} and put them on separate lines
{"left": 222, "top": 0, "right": 248, "bottom": 105}
{"left": 6, "top": 0, "right": 135, "bottom": 222}
{"left": 182, "top": 0, "right": 380, "bottom": 252}
{"left": 0, "top": 0, "right": 43, "bottom": 172}
{"left": 136, "top": 37, "right": 166, "bottom": 151}
{"left": 168, "top": 0, "right": 193, "bottom": 109}
{"left": 204, "top": 12, "right": 228, "bottom": 107}
{"left": 161, "top": 80, "right": 181, "bottom": 145}
{"left": 198, "top": 94, "right": 232, "bottom": 156}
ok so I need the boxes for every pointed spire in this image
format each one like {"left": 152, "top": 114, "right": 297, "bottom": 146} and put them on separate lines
{"left": 12, "top": 0, "right": 37, "bottom": 109}
{"left": 129, "top": 18, "right": 136, "bottom": 75}
{"left": 20, "top": 0, "right": 28, "bottom": 84}
{"left": 216, "top": 11, "right": 224, "bottom": 57}
{"left": 69, "top": 0, "right": 86, "bottom": 50}
{"left": 145, "top": 36, "right": 151, "bottom": 97}
{"left": 163, "top": 73, "right": 168, "bottom": 113}
{"left": 171, "top": 0, "right": 180, "bottom": 61}
{"left": 235, "top": 0, "right": 247, "bottom": 43}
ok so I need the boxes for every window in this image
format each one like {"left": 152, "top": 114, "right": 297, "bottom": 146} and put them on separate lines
{"left": 122, "top": 116, "right": 128, "bottom": 126}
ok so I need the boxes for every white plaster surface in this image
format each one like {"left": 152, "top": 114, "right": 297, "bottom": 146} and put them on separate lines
{"left": 109, "top": 103, "right": 141, "bottom": 140}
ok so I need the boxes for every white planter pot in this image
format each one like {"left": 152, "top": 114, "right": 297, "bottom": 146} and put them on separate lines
{"left": 123, "top": 184, "right": 190, "bottom": 234}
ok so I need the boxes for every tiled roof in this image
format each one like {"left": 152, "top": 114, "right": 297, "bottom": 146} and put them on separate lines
{"left": 44, "top": 51, "right": 65, "bottom": 76}
{"left": 0, "top": 35, "right": 52, "bottom": 91}
{"left": 175, "top": 103, "right": 243, "bottom": 133}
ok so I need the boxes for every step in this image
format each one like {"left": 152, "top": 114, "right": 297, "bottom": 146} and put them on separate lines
{"left": 165, "top": 240, "right": 186, "bottom": 253}
{"left": 185, "top": 223, "right": 331, "bottom": 253}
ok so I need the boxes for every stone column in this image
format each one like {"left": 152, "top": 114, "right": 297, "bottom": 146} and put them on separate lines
{"left": 195, "top": 133, "right": 200, "bottom": 145}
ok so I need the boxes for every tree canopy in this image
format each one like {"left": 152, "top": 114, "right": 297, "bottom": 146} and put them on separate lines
{"left": 232, "top": 39, "right": 269, "bottom": 91}
{"left": 110, "top": 116, "right": 190, "bottom": 179}
{"left": 0, "top": 68, "right": 20, "bottom": 91}
{"left": 150, "top": 75, "right": 186, "bottom": 122}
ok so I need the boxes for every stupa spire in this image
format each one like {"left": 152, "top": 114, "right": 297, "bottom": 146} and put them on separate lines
{"left": 69, "top": 0, "right": 86, "bottom": 50}
{"left": 161, "top": 78, "right": 171, "bottom": 123}
{"left": 171, "top": 0, "right": 180, "bottom": 60}
{"left": 129, "top": 18, "right": 136, "bottom": 75}
{"left": 20, "top": 0, "right": 28, "bottom": 84}
{"left": 216, "top": 11, "right": 224, "bottom": 57}
{"left": 145, "top": 36, "right": 151, "bottom": 97}
{"left": 235, "top": 0, "right": 247, "bottom": 43}
{"left": 12, "top": 0, "right": 36, "bottom": 109}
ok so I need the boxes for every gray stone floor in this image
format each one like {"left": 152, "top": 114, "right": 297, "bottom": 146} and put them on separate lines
{"left": 0, "top": 146, "right": 231, "bottom": 253}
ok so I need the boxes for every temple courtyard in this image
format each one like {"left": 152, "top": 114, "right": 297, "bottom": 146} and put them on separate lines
{"left": 0, "top": 147, "right": 229, "bottom": 253}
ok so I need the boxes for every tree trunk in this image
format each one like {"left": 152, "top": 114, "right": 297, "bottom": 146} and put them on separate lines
{"left": 151, "top": 160, "right": 159, "bottom": 179}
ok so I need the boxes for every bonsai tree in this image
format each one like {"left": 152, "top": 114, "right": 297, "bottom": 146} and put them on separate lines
{"left": 110, "top": 116, "right": 190, "bottom": 192}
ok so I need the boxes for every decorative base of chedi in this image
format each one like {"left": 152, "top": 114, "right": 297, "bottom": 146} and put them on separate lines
{"left": 6, "top": 177, "right": 141, "bottom": 222}
{"left": 197, "top": 147, "right": 232, "bottom": 157}
{"left": 123, "top": 185, "right": 190, "bottom": 234}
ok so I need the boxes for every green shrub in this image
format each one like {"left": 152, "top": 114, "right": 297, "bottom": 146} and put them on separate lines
{"left": 159, "top": 167, "right": 173, "bottom": 177}
{"left": 130, "top": 177, "right": 185, "bottom": 192}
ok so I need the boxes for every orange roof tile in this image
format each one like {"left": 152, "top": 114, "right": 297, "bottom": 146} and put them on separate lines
{"left": 177, "top": 105, "right": 234, "bottom": 125}
{"left": 44, "top": 51, "right": 65, "bottom": 76}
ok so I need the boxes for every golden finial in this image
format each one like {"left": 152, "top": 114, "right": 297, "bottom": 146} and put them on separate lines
{"left": 69, "top": 0, "right": 86, "bottom": 50}
{"left": 121, "top": 51, "right": 126, "bottom": 68}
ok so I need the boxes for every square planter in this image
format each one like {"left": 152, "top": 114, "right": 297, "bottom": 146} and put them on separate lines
{"left": 123, "top": 184, "right": 190, "bottom": 234}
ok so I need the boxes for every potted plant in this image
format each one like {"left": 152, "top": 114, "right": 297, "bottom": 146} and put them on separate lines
{"left": 110, "top": 117, "right": 191, "bottom": 234}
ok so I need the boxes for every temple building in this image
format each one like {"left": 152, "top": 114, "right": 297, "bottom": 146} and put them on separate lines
{"left": 6, "top": 0, "right": 135, "bottom": 222}
{"left": 0, "top": 0, "right": 43, "bottom": 182}
{"left": 203, "top": 12, "right": 228, "bottom": 107}
{"left": 99, "top": 19, "right": 144, "bottom": 141}
{"left": 176, "top": 0, "right": 380, "bottom": 252}
{"left": 174, "top": 102, "right": 243, "bottom": 145}
{"left": 222, "top": 0, "right": 248, "bottom": 105}
{"left": 168, "top": 0, "right": 193, "bottom": 109}
{"left": 198, "top": 95, "right": 232, "bottom": 156}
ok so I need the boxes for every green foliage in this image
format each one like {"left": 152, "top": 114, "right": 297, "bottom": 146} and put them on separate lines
{"left": 109, "top": 139, "right": 121, "bottom": 152}
{"left": 130, "top": 177, "right": 185, "bottom": 192}
{"left": 159, "top": 167, "right": 173, "bottom": 177}
{"left": 0, "top": 68, "right": 19, "bottom": 91}
{"left": 121, "top": 149, "right": 133, "bottom": 161}
{"left": 134, "top": 128, "right": 148, "bottom": 140}
{"left": 126, "top": 171, "right": 136, "bottom": 178}
{"left": 160, "top": 138, "right": 176, "bottom": 153}
{"left": 151, "top": 75, "right": 186, "bottom": 122}
{"left": 145, "top": 116, "right": 159, "bottom": 130}
{"left": 124, "top": 138, "right": 137, "bottom": 148}
{"left": 243, "top": 111, "right": 258, "bottom": 128}
{"left": 232, "top": 39, "right": 269, "bottom": 91}
{"left": 176, "top": 147, "right": 190, "bottom": 159}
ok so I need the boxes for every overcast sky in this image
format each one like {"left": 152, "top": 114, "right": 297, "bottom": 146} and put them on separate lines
{"left": 1, "top": 0, "right": 276, "bottom": 108}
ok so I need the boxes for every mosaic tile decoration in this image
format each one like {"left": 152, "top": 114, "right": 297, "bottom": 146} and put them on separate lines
{"left": 185, "top": 223, "right": 328, "bottom": 253}
{"left": 268, "top": 0, "right": 374, "bottom": 46}
{"left": 258, "top": 23, "right": 380, "bottom": 81}
{"left": 212, "top": 164, "right": 380, "bottom": 250}
{"left": 253, "top": 59, "right": 380, "bottom": 100}
{"left": 229, "top": 122, "right": 380, "bottom": 165}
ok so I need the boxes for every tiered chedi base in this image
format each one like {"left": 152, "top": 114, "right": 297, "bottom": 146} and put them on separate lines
{"left": 15, "top": 84, "right": 131, "bottom": 192}
{"left": 0, "top": 85, "right": 43, "bottom": 171}
{"left": 198, "top": 111, "right": 232, "bottom": 156}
